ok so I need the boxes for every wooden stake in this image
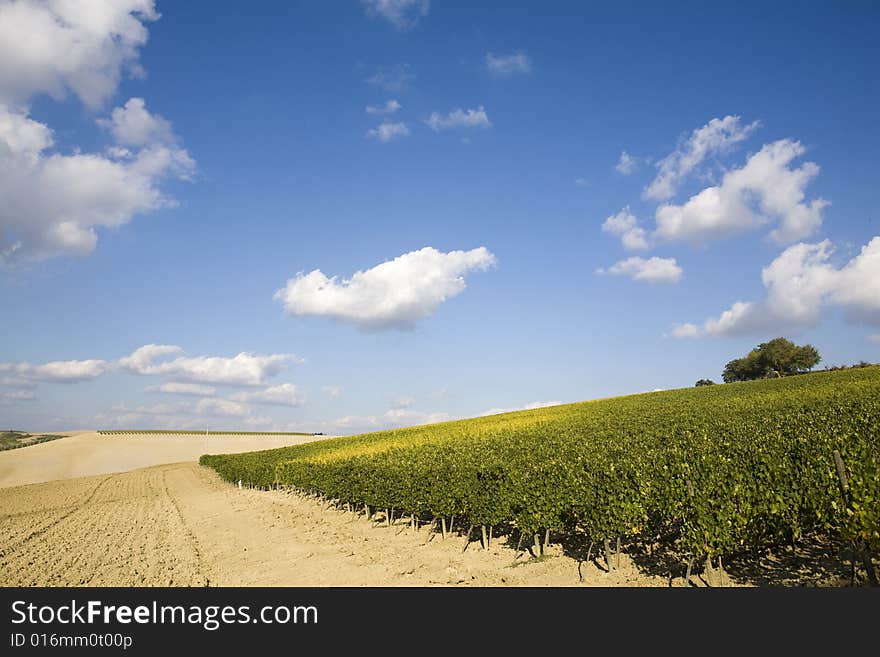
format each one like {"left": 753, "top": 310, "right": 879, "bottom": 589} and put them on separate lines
{"left": 448, "top": 515, "right": 455, "bottom": 534}
{"left": 462, "top": 524, "right": 474, "bottom": 552}
{"left": 604, "top": 538, "right": 613, "bottom": 571}
{"left": 684, "top": 555, "right": 694, "bottom": 586}
{"left": 534, "top": 533, "right": 541, "bottom": 557}
{"left": 545, "top": 528, "right": 551, "bottom": 550}
{"left": 481, "top": 525, "right": 488, "bottom": 550}
{"left": 440, "top": 517, "right": 447, "bottom": 540}
{"left": 616, "top": 536, "right": 621, "bottom": 570}
{"left": 489, "top": 525, "right": 493, "bottom": 547}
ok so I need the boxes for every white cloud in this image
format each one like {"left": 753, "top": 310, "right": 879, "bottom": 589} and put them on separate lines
{"left": 118, "top": 344, "right": 296, "bottom": 386}
{"left": 425, "top": 106, "right": 491, "bottom": 132}
{"left": 365, "top": 64, "right": 415, "bottom": 92}
{"left": 274, "top": 246, "right": 497, "bottom": 330}
{"left": 0, "top": 4, "right": 193, "bottom": 266}
{"left": 0, "top": 359, "right": 109, "bottom": 383}
{"left": 485, "top": 51, "right": 532, "bottom": 76}
{"left": 96, "top": 97, "right": 175, "bottom": 147}
{"left": 322, "top": 385, "right": 341, "bottom": 399}
{"left": 361, "top": 0, "right": 429, "bottom": 29}
{"left": 102, "top": 399, "right": 275, "bottom": 428}
{"left": 574, "top": 178, "right": 590, "bottom": 187}
{"left": 0, "top": 0, "right": 158, "bottom": 109}
{"left": 365, "top": 99, "right": 402, "bottom": 115}
{"left": 195, "top": 398, "right": 251, "bottom": 418}
{"left": 868, "top": 334, "right": 880, "bottom": 344}
{"left": 644, "top": 115, "right": 759, "bottom": 201}
{"left": 654, "top": 139, "right": 828, "bottom": 246}
{"left": 145, "top": 382, "right": 216, "bottom": 396}
{"left": 382, "top": 408, "right": 447, "bottom": 425}
{"left": 674, "top": 237, "right": 880, "bottom": 337}
{"left": 598, "top": 256, "right": 682, "bottom": 284}
{"left": 366, "top": 121, "right": 410, "bottom": 142}
{"left": 615, "top": 151, "right": 639, "bottom": 175}
{"left": 331, "top": 408, "right": 449, "bottom": 432}
{"left": 242, "top": 414, "right": 274, "bottom": 428}
{"left": 231, "top": 383, "right": 305, "bottom": 407}
{"left": 669, "top": 323, "right": 700, "bottom": 339}
{"left": 0, "top": 390, "right": 35, "bottom": 404}
{"left": 0, "top": 99, "right": 194, "bottom": 264}
{"left": 388, "top": 395, "right": 415, "bottom": 409}
{"left": 481, "top": 401, "right": 563, "bottom": 417}
{"left": 601, "top": 207, "right": 650, "bottom": 251}
{"left": 0, "top": 377, "right": 36, "bottom": 389}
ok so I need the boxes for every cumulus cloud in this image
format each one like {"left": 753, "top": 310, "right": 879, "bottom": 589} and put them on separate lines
{"left": 0, "top": 0, "right": 158, "bottom": 109}
{"left": 322, "top": 385, "right": 341, "bottom": 399}
{"left": 601, "top": 207, "right": 649, "bottom": 251}
{"left": 485, "top": 51, "right": 532, "bottom": 76}
{"left": 615, "top": 151, "right": 639, "bottom": 175}
{"left": 195, "top": 398, "right": 251, "bottom": 418}
{"left": 0, "top": 4, "right": 194, "bottom": 265}
{"left": 97, "top": 97, "right": 174, "bottom": 147}
{"left": 365, "top": 64, "right": 415, "bottom": 92}
{"left": 654, "top": 139, "right": 827, "bottom": 246}
{"left": 230, "top": 383, "right": 305, "bottom": 407}
{"left": 673, "top": 237, "right": 880, "bottom": 337}
{"left": 574, "top": 178, "right": 590, "bottom": 187}
{"left": 0, "top": 377, "right": 36, "bottom": 388}
{"left": 481, "top": 401, "right": 563, "bottom": 417}
{"left": 644, "top": 115, "right": 759, "bottom": 201}
{"left": 331, "top": 408, "right": 449, "bottom": 431}
{"left": 118, "top": 344, "right": 296, "bottom": 386}
{"left": 102, "top": 399, "right": 267, "bottom": 428}
{"left": 365, "top": 99, "right": 402, "bottom": 115}
{"left": 0, "top": 100, "right": 194, "bottom": 264}
{"left": 669, "top": 323, "right": 701, "bottom": 339}
{"left": 868, "top": 334, "right": 880, "bottom": 344}
{"left": 597, "top": 256, "right": 683, "bottom": 284}
{"left": 274, "top": 246, "right": 497, "bottom": 330}
{"left": 366, "top": 121, "right": 410, "bottom": 142}
{"left": 145, "top": 382, "right": 216, "bottom": 396}
{"left": 0, "top": 359, "right": 109, "bottom": 383}
{"left": 388, "top": 395, "right": 415, "bottom": 409}
{"left": 1, "top": 389, "right": 35, "bottom": 404}
{"left": 425, "top": 106, "right": 491, "bottom": 132}
{"left": 361, "top": 0, "right": 429, "bottom": 29}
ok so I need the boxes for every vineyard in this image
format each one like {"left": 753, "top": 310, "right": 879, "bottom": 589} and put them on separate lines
{"left": 98, "top": 430, "right": 316, "bottom": 436}
{"left": 201, "top": 367, "right": 880, "bottom": 582}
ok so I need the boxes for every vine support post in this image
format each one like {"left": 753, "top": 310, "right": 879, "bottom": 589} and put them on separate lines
{"left": 833, "top": 450, "right": 878, "bottom": 587}
{"left": 481, "top": 525, "right": 488, "bottom": 550}
{"left": 440, "top": 517, "right": 447, "bottom": 540}
{"left": 462, "top": 525, "right": 474, "bottom": 552}
{"left": 604, "top": 538, "right": 613, "bottom": 571}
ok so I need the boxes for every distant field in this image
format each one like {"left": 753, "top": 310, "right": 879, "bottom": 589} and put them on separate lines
{"left": 97, "top": 429, "right": 319, "bottom": 436}
{"left": 0, "top": 431, "right": 66, "bottom": 452}
{"left": 202, "top": 367, "right": 880, "bottom": 575}
{"left": 0, "top": 431, "right": 331, "bottom": 488}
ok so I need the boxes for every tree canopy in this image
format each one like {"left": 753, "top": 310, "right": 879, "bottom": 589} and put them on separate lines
{"left": 722, "top": 338, "right": 821, "bottom": 383}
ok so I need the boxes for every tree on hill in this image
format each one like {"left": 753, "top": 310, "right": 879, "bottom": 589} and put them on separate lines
{"left": 695, "top": 379, "right": 715, "bottom": 386}
{"left": 722, "top": 337, "right": 821, "bottom": 383}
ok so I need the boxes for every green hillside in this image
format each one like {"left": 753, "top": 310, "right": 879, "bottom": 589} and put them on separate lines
{"left": 201, "top": 367, "right": 879, "bottom": 561}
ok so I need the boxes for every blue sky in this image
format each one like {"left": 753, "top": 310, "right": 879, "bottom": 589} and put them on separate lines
{"left": 1, "top": 0, "right": 878, "bottom": 432}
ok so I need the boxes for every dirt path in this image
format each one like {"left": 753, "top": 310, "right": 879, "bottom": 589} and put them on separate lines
{"left": 0, "top": 462, "right": 669, "bottom": 586}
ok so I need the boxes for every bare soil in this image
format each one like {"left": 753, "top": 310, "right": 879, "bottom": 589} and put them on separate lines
{"left": 0, "top": 434, "right": 868, "bottom": 587}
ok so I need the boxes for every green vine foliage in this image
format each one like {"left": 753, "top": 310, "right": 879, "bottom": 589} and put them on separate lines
{"left": 200, "top": 367, "right": 880, "bottom": 559}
